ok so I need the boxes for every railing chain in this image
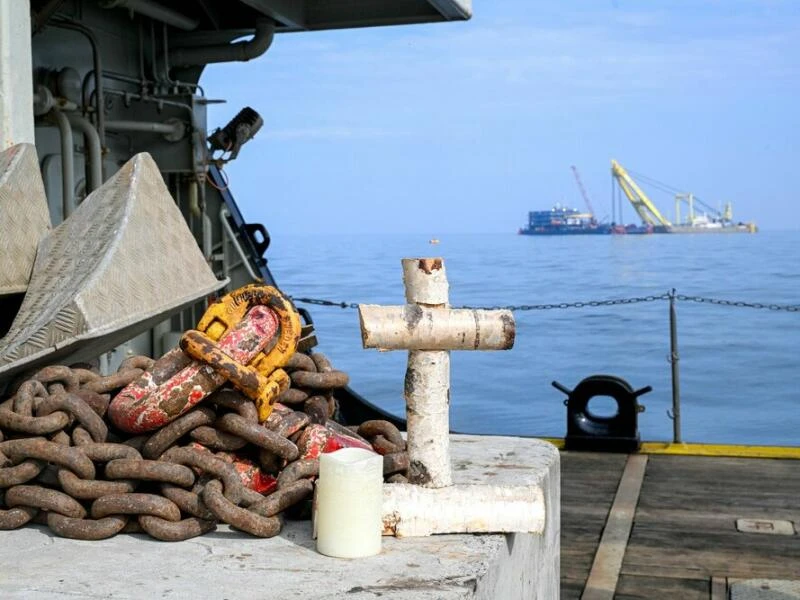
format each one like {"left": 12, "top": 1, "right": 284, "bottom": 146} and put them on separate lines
{"left": 290, "top": 293, "right": 800, "bottom": 313}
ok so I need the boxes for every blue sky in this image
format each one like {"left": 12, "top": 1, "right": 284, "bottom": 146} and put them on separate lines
{"left": 202, "top": 1, "right": 799, "bottom": 233}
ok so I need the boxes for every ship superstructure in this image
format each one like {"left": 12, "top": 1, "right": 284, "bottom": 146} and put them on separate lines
{"left": 519, "top": 204, "right": 610, "bottom": 235}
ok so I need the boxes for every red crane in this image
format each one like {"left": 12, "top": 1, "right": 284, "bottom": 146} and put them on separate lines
{"left": 570, "top": 165, "right": 596, "bottom": 222}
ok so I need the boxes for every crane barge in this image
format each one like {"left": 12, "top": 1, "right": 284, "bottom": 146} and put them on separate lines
{"left": 611, "top": 159, "right": 758, "bottom": 234}
{"left": 520, "top": 161, "right": 757, "bottom": 235}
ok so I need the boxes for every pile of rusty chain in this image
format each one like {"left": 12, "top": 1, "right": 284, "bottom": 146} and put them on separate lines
{"left": 0, "top": 352, "right": 407, "bottom": 541}
{"left": 277, "top": 352, "right": 409, "bottom": 482}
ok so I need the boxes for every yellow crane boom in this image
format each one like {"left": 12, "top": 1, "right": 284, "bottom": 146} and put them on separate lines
{"left": 611, "top": 159, "right": 672, "bottom": 227}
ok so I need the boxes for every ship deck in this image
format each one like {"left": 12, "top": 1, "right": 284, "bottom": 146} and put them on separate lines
{"left": 561, "top": 450, "right": 800, "bottom": 599}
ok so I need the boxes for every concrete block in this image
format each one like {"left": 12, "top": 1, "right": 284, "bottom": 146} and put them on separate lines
{"left": 0, "top": 435, "right": 560, "bottom": 600}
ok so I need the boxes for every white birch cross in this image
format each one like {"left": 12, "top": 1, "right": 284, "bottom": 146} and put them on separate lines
{"left": 359, "top": 258, "right": 546, "bottom": 537}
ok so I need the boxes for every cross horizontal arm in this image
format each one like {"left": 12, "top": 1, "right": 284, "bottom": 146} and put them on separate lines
{"left": 382, "top": 482, "right": 545, "bottom": 537}
{"left": 358, "top": 305, "right": 515, "bottom": 351}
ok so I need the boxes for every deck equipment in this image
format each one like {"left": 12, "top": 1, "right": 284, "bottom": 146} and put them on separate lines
{"left": 0, "top": 152, "right": 224, "bottom": 378}
{"left": 553, "top": 375, "right": 651, "bottom": 452}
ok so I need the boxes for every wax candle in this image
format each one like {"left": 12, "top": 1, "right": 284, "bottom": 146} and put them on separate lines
{"left": 314, "top": 447, "right": 383, "bottom": 558}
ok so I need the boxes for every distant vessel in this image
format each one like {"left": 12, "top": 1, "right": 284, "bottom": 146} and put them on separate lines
{"left": 519, "top": 163, "right": 758, "bottom": 236}
{"left": 518, "top": 205, "right": 611, "bottom": 236}
{"left": 610, "top": 160, "right": 758, "bottom": 234}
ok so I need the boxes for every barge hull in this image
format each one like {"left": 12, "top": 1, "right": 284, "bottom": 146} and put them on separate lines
{"left": 666, "top": 225, "right": 758, "bottom": 234}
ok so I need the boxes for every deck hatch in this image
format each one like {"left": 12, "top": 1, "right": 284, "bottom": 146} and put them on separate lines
{"left": 735, "top": 518, "right": 795, "bottom": 536}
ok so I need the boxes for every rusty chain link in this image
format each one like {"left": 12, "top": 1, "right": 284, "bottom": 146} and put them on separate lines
{"left": 0, "top": 351, "right": 408, "bottom": 542}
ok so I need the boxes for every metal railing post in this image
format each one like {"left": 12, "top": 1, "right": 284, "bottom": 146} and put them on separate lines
{"left": 669, "top": 289, "right": 682, "bottom": 443}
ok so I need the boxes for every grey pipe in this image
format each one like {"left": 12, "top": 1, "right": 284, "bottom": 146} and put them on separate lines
{"left": 101, "top": 0, "right": 199, "bottom": 31}
{"left": 105, "top": 119, "right": 182, "bottom": 136}
{"left": 51, "top": 109, "right": 75, "bottom": 219}
{"left": 169, "top": 19, "right": 274, "bottom": 68}
{"left": 51, "top": 20, "right": 106, "bottom": 154}
{"left": 188, "top": 180, "right": 201, "bottom": 218}
{"left": 67, "top": 113, "right": 103, "bottom": 194}
{"left": 101, "top": 88, "right": 194, "bottom": 119}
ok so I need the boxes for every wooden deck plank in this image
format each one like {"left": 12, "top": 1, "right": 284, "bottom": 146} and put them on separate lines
{"left": 710, "top": 577, "right": 727, "bottom": 600}
{"left": 561, "top": 451, "right": 800, "bottom": 598}
{"left": 581, "top": 455, "right": 648, "bottom": 600}
{"left": 623, "top": 537, "right": 800, "bottom": 580}
{"left": 614, "top": 574, "right": 709, "bottom": 600}
{"left": 622, "top": 453, "right": 800, "bottom": 582}
{"left": 561, "top": 579, "right": 586, "bottom": 600}
{"left": 633, "top": 507, "right": 798, "bottom": 532}
{"left": 560, "top": 452, "right": 627, "bottom": 593}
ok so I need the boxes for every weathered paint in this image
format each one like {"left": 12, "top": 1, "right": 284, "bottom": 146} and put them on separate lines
{"left": 108, "top": 306, "right": 279, "bottom": 433}
{"left": 297, "top": 424, "right": 373, "bottom": 461}
{"left": 216, "top": 452, "right": 278, "bottom": 495}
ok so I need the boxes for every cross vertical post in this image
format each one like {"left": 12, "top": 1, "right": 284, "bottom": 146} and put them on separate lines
{"left": 403, "top": 258, "right": 453, "bottom": 487}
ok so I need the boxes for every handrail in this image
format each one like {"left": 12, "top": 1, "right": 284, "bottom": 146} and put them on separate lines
{"left": 218, "top": 207, "right": 261, "bottom": 281}
{"left": 285, "top": 292, "right": 800, "bottom": 313}
{"left": 287, "top": 290, "right": 799, "bottom": 444}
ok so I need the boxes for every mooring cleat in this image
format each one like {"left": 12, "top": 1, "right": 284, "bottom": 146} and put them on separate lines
{"left": 0, "top": 143, "right": 51, "bottom": 296}
{"left": 0, "top": 152, "right": 225, "bottom": 378}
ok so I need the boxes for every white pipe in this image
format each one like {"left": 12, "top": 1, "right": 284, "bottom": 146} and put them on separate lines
{"left": 66, "top": 113, "right": 102, "bottom": 193}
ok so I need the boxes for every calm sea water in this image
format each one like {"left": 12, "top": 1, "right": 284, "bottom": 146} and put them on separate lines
{"left": 266, "top": 231, "right": 799, "bottom": 446}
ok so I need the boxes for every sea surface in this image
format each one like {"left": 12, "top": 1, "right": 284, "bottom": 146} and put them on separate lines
{"left": 266, "top": 231, "right": 799, "bottom": 446}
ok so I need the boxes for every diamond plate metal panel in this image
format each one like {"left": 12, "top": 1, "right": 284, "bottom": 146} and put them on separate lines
{"left": 0, "top": 143, "right": 51, "bottom": 295}
{"left": 0, "top": 152, "right": 225, "bottom": 377}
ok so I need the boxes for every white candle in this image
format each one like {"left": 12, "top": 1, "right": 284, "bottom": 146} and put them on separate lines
{"left": 314, "top": 447, "right": 383, "bottom": 558}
